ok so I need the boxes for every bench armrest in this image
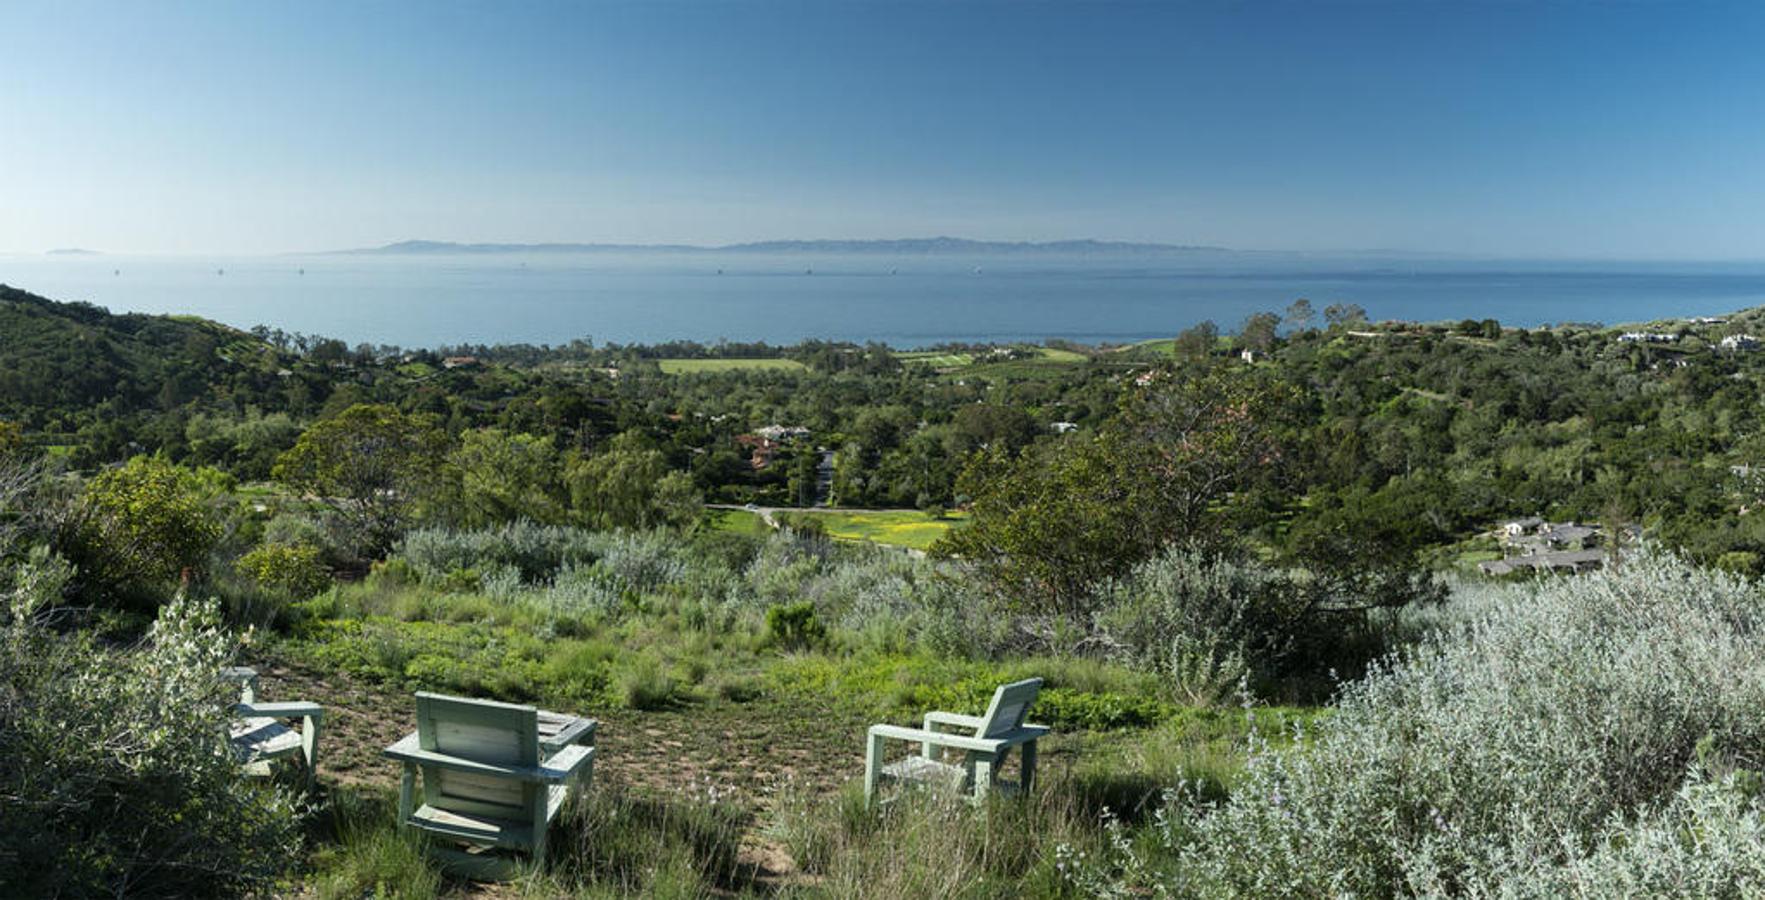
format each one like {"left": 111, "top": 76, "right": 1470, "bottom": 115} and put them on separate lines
{"left": 541, "top": 743, "right": 595, "bottom": 780}
{"left": 539, "top": 713, "right": 597, "bottom": 752}
{"left": 237, "top": 701, "right": 323, "bottom": 720}
{"left": 869, "top": 723, "right": 1008, "bottom": 754}
{"left": 923, "top": 711, "right": 986, "bottom": 732}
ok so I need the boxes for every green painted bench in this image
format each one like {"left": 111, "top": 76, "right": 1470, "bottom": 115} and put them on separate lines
{"left": 223, "top": 666, "right": 322, "bottom": 788}
{"left": 865, "top": 677, "right": 1049, "bottom": 807}
{"left": 384, "top": 692, "right": 597, "bottom": 879}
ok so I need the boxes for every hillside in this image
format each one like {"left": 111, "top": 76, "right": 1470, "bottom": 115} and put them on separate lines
{"left": 0, "top": 284, "right": 281, "bottom": 426}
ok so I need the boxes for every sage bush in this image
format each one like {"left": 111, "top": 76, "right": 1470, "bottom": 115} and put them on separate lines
{"left": 0, "top": 552, "right": 302, "bottom": 897}
{"left": 1067, "top": 551, "right": 1765, "bottom": 897}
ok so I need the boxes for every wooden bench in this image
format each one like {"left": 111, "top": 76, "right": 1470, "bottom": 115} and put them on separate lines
{"left": 384, "top": 692, "right": 597, "bottom": 879}
{"left": 223, "top": 666, "right": 322, "bottom": 788}
{"left": 865, "top": 677, "right": 1049, "bottom": 807}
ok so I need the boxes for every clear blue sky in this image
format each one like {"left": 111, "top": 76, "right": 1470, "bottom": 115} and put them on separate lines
{"left": 3, "top": 1, "right": 1764, "bottom": 258}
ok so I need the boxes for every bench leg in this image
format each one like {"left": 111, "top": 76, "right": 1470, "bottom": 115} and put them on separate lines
{"left": 864, "top": 730, "right": 886, "bottom": 808}
{"left": 531, "top": 785, "right": 550, "bottom": 871}
{"left": 970, "top": 753, "right": 994, "bottom": 806}
{"left": 398, "top": 762, "right": 416, "bottom": 827}
{"left": 302, "top": 714, "right": 321, "bottom": 791}
{"left": 1021, "top": 739, "right": 1038, "bottom": 794}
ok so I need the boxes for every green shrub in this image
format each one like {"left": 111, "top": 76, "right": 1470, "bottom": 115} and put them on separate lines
{"left": 0, "top": 564, "right": 302, "bottom": 896}
{"left": 235, "top": 541, "right": 331, "bottom": 600}
{"left": 766, "top": 600, "right": 826, "bottom": 650}
{"left": 613, "top": 650, "right": 682, "bottom": 710}
{"left": 57, "top": 456, "right": 221, "bottom": 610}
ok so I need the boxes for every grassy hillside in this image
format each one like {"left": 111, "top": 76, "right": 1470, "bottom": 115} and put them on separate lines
{"left": 0, "top": 284, "right": 277, "bottom": 426}
{"left": 657, "top": 357, "right": 808, "bottom": 374}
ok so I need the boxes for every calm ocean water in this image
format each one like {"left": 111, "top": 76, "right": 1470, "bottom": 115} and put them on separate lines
{"left": 5, "top": 252, "right": 1765, "bottom": 349}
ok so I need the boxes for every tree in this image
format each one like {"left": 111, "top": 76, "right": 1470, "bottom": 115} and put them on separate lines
{"left": 937, "top": 366, "right": 1299, "bottom": 622}
{"left": 446, "top": 428, "right": 567, "bottom": 527}
{"left": 1173, "top": 320, "right": 1220, "bottom": 361}
{"left": 1240, "top": 311, "right": 1281, "bottom": 352}
{"left": 1323, "top": 303, "right": 1368, "bottom": 330}
{"left": 272, "top": 404, "right": 447, "bottom": 556}
{"left": 565, "top": 430, "right": 702, "bottom": 530}
{"left": 1285, "top": 298, "right": 1317, "bottom": 332}
{"left": 787, "top": 450, "right": 819, "bottom": 507}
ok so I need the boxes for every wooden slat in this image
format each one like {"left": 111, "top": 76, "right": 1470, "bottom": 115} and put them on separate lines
{"left": 407, "top": 804, "right": 534, "bottom": 849}
{"left": 231, "top": 718, "right": 303, "bottom": 761}
{"left": 436, "top": 767, "right": 525, "bottom": 808}
{"left": 384, "top": 733, "right": 594, "bottom": 784}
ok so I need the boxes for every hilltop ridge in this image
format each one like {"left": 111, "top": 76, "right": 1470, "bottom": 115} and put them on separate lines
{"left": 328, "top": 236, "right": 1232, "bottom": 256}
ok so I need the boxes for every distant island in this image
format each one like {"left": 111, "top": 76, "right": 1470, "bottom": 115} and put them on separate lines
{"left": 45, "top": 248, "right": 102, "bottom": 256}
{"left": 325, "top": 237, "right": 1233, "bottom": 256}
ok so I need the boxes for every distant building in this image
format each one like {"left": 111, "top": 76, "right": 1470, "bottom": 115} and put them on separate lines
{"left": 1501, "top": 516, "right": 1545, "bottom": 537}
{"left": 734, "top": 434, "right": 780, "bottom": 470}
{"left": 755, "top": 424, "right": 811, "bottom": 442}
{"left": 1721, "top": 334, "right": 1761, "bottom": 352}
{"left": 1617, "top": 332, "right": 1678, "bottom": 344}
{"left": 1239, "top": 348, "right": 1258, "bottom": 363}
{"left": 1480, "top": 549, "right": 1606, "bottom": 576}
{"left": 1694, "top": 317, "right": 1729, "bottom": 325}
{"left": 1050, "top": 421, "right": 1079, "bottom": 434}
{"left": 442, "top": 356, "right": 480, "bottom": 369}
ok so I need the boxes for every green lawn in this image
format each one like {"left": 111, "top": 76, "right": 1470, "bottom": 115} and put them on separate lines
{"left": 782, "top": 509, "right": 968, "bottom": 550}
{"left": 895, "top": 350, "right": 974, "bottom": 368}
{"left": 657, "top": 358, "right": 807, "bottom": 374}
{"left": 898, "top": 346, "right": 1086, "bottom": 371}
{"left": 704, "top": 508, "right": 768, "bottom": 536}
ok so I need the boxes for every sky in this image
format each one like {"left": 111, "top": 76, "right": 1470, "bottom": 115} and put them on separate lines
{"left": 3, "top": 1, "right": 1765, "bottom": 258}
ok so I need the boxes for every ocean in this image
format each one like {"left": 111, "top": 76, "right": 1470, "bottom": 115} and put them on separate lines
{"left": 4, "top": 252, "right": 1765, "bottom": 349}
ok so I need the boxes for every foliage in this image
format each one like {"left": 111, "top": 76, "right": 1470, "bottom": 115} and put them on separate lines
{"left": 235, "top": 540, "right": 330, "bottom": 600}
{"left": 1098, "top": 548, "right": 1436, "bottom": 700}
{"left": 273, "top": 403, "right": 447, "bottom": 556}
{"left": 444, "top": 427, "right": 567, "bottom": 527}
{"left": 399, "top": 520, "right": 607, "bottom": 583}
{"left": 566, "top": 430, "right": 704, "bottom": 531}
{"left": 306, "top": 787, "right": 440, "bottom": 900}
{"left": 1063, "top": 551, "right": 1765, "bottom": 896}
{"left": 0, "top": 574, "right": 301, "bottom": 897}
{"left": 58, "top": 455, "right": 221, "bottom": 609}
{"left": 939, "top": 366, "right": 1298, "bottom": 623}
{"left": 765, "top": 600, "right": 827, "bottom": 650}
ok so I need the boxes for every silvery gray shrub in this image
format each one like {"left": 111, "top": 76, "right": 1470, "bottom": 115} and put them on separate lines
{"left": 1065, "top": 550, "right": 1765, "bottom": 897}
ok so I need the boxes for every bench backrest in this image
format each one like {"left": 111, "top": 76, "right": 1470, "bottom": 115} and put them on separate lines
{"left": 415, "top": 692, "right": 541, "bottom": 819}
{"left": 975, "top": 678, "right": 1042, "bottom": 739}
{"left": 222, "top": 666, "right": 259, "bottom": 703}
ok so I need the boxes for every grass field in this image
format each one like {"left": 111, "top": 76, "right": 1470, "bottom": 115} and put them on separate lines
{"left": 782, "top": 509, "right": 968, "bottom": 550}
{"left": 704, "top": 508, "right": 769, "bottom": 536}
{"left": 895, "top": 350, "right": 974, "bottom": 368}
{"left": 897, "top": 346, "right": 1087, "bottom": 371}
{"left": 657, "top": 358, "right": 808, "bottom": 374}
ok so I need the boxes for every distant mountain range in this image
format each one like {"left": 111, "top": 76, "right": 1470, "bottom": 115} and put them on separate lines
{"left": 327, "top": 237, "right": 1233, "bottom": 256}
